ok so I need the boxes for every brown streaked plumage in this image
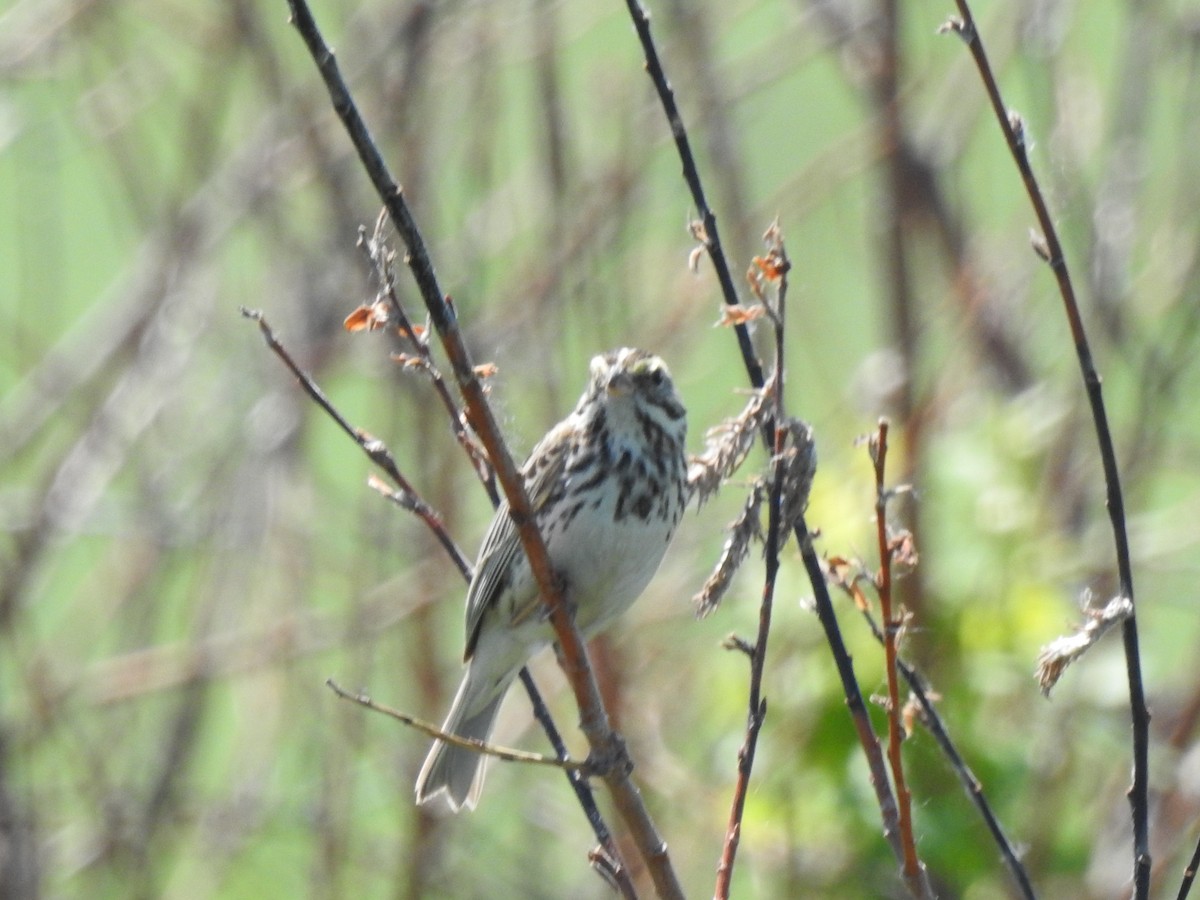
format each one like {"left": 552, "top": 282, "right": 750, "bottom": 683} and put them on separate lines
{"left": 415, "top": 348, "right": 688, "bottom": 811}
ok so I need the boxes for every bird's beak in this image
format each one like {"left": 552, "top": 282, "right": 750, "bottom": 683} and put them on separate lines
{"left": 605, "top": 371, "right": 633, "bottom": 397}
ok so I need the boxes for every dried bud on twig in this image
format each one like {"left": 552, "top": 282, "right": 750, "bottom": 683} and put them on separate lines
{"left": 826, "top": 556, "right": 876, "bottom": 613}
{"left": 936, "top": 16, "right": 972, "bottom": 43}
{"left": 687, "top": 388, "right": 773, "bottom": 506}
{"left": 344, "top": 299, "right": 392, "bottom": 332}
{"left": 693, "top": 480, "right": 766, "bottom": 618}
{"left": 714, "top": 304, "right": 766, "bottom": 328}
{"left": 774, "top": 418, "right": 817, "bottom": 538}
{"left": 1035, "top": 593, "right": 1133, "bottom": 696}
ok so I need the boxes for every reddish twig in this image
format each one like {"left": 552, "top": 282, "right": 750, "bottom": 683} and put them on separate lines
{"left": 283, "top": 3, "right": 682, "bottom": 896}
{"left": 942, "top": 7, "right": 1149, "bottom": 897}
{"left": 827, "top": 558, "right": 1037, "bottom": 899}
{"left": 869, "top": 420, "right": 930, "bottom": 897}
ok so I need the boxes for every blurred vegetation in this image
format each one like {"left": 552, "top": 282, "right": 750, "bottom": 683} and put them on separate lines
{"left": 3, "top": 0, "right": 1200, "bottom": 897}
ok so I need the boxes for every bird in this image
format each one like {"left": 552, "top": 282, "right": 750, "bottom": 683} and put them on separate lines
{"left": 415, "top": 347, "right": 689, "bottom": 811}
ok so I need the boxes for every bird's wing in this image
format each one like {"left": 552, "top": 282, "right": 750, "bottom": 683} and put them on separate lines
{"left": 463, "top": 418, "right": 575, "bottom": 659}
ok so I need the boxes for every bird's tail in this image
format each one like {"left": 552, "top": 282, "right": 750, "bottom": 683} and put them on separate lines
{"left": 415, "top": 669, "right": 505, "bottom": 811}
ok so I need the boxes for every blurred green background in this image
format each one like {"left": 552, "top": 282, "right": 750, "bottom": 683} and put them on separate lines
{"left": 3, "top": 0, "right": 1200, "bottom": 897}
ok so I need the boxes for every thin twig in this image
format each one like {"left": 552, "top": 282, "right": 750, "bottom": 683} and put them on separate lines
{"left": 284, "top": 3, "right": 681, "bottom": 895}
{"left": 243, "top": 306, "right": 473, "bottom": 582}
{"left": 829, "top": 559, "right": 1038, "bottom": 900}
{"left": 1178, "top": 834, "right": 1200, "bottom": 900}
{"left": 325, "top": 678, "right": 586, "bottom": 771}
{"left": 942, "top": 8, "right": 1150, "bottom": 897}
{"left": 241, "top": 308, "right": 431, "bottom": 512}
{"left": 515, "top": 665, "right": 630, "bottom": 895}
{"left": 367, "top": 474, "right": 472, "bottom": 581}
{"left": 357, "top": 217, "right": 498, "bottom": 505}
{"left": 713, "top": 235, "right": 789, "bottom": 899}
{"left": 870, "top": 420, "right": 931, "bottom": 897}
{"left": 622, "top": 0, "right": 763, "bottom": 387}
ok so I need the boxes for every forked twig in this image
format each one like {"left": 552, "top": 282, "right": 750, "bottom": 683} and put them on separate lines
{"left": 283, "top": 3, "right": 682, "bottom": 896}
{"left": 829, "top": 557, "right": 1037, "bottom": 900}
{"left": 241, "top": 306, "right": 469, "bottom": 572}
{"left": 356, "top": 218, "right": 498, "bottom": 505}
{"left": 942, "top": 7, "right": 1149, "bottom": 896}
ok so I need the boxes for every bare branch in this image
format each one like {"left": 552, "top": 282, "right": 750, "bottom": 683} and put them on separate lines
{"left": 944, "top": 5, "right": 1150, "bottom": 893}
{"left": 326, "top": 679, "right": 585, "bottom": 772}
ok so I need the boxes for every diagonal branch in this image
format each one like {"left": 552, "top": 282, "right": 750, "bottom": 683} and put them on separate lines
{"left": 830, "top": 558, "right": 1038, "bottom": 900}
{"left": 621, "top": 0, "right": 763, "bottom": 388}
{"left": 283, "top": 2, "right": 682, "bottom": 896}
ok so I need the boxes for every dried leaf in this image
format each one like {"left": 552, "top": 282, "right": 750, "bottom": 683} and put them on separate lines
{"left": 715, "top": 303, "right": 766, "bottom": 328}
{"left": 901, "top": 695, "right": 920, "bottom": 738}
{"left": 344, "top": 301, "right": 390, "bottom": 332}
{"left": 774, "top": 418, "right": 817, "bottom": 537}
{"left": 687, "top": 387, "right": 771, "bottom": 505}
{"left": 889, "top": 529, "right": 919, "bottom": 571}
{"left": 751, "top": 253, "right": 785, "bottom": 281}
{"left": 398, "top": 323, "right": 427, "bottom": 342}
{"left": 826, "top": 557, "right": 873, "bottom": 613}
{"left": 390, "top": 353, "right": 427, "bottom": 370}
{"left": 1035, "top": 594, "right": 1133, "bottom": 696}
{"left": 761, "top": 219, "right": 782, "bottom": 248}
{"left": 746, "top": 272, "right": 765, "bottom": 303}
{"left": 693, "top": 481, "right": 765, "bottom": 618}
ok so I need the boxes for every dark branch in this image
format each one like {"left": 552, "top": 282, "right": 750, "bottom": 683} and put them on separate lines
{"left": 943, "top": 7, "right": 1149, "bottom": 896}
